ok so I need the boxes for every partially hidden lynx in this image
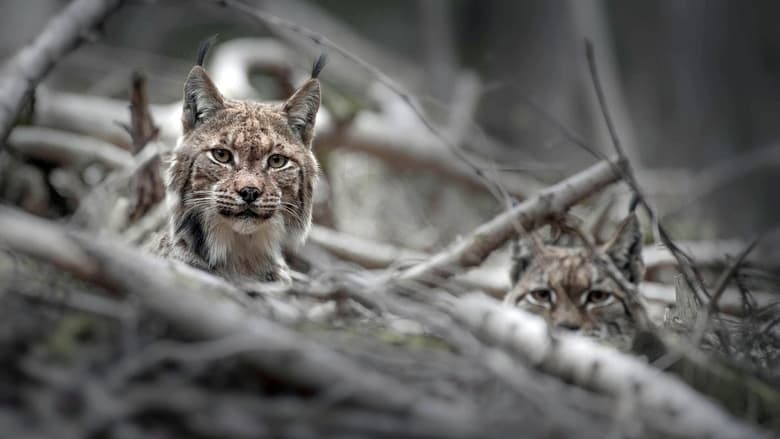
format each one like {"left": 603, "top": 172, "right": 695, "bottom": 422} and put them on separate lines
{"left": 503, "top": 214, "right": 644, "bottom": 342}
{"left": 156, "top": 42, "right": 325, "bottom": 283}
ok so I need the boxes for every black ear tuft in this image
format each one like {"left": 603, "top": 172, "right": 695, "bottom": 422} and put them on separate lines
{"left": 310, "top": 52, "right": 327, "bottom": 79}
{"left": 196, "top": 34, "right": 219, "bottom": 67}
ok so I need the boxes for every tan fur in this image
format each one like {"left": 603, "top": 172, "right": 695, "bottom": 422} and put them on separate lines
{"left": 504, "top": 214, "right": 644, "bottom": 342}
{"left": 156, "top": 61, "right": 321, "bottom": 283}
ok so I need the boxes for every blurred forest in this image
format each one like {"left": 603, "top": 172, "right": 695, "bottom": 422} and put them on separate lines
{"left": 3, "top": 0, "right": 780, "bottom": 236}
{"left": 1, "top": 0, "right": 780, "bottom": 438}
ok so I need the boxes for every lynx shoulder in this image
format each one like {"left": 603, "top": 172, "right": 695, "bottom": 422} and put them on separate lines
{"left": 504, "top": 214, "right": 645, "bottom": 344}
{"left": 156, "top": 41, "right": 326, "bottom": 283}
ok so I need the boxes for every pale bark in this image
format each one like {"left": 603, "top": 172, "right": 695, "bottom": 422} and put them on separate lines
{"left": 451, "top": 293, "right": 764, "bottom": 439}
{"left": 397, "top": 158, "right": 624, "bottom": 284}
{"left": 7, "top": 126, "right": 132, "bottom": 169}
{"left": 0, "top": 206, "right": 476, "bottom": 433}
{"left": 0, "top": 0, "right": 123, "bottom": 141}
{"left": 308, "top": 224, "right": 508, "bottom": 295}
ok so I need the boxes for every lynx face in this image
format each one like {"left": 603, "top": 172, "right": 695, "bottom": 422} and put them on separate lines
{"left": 504, "top": 215, "right": 644, "bottom": 341}
{"left": 160, "top": 54, "right": 323, "bottom": 282}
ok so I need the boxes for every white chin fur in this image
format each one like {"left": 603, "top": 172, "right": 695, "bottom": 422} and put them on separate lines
{"left": 230, "top": 217, "right": 261, "bottom": 235}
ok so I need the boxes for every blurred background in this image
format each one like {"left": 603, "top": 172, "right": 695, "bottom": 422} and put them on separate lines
{"left": 2, "top": 0, "right": 779, "bottom": 248}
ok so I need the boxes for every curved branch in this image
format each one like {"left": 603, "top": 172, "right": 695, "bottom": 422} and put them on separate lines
{"left": 397, "top": 158, "right": 623, "bottom": 284}
{"left": 0, "top": 0, "right": 123, "bottom": 142}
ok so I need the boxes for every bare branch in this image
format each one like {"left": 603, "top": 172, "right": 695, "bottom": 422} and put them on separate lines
{"left": 451, "top": 293, "right": 763, "bottom": 439}
{"left": 709, "top": 237, "right": 760, "bottom": 312}
{"left": 0, "top": 206, "right": 477, "bottom": 431}
{"left": 126, "top": 71, "right": 159, "bottom": 153}
{"left": 0, "top": 0, "right": 123, "bottom": 142}
{"left": 7, "top": 126, "right": 132, "bottom": 169}
{"left": 585, "top": 41, "right": 712, "bottom": 308}
{"left": 641, "top": 282, "right": 778, "bottom": 317}
{"left": 397, "top": 158, "right": 623, "bottom": 284}
{"left": 311, "top": 224, "right": 775, "bottom": 316}
{"left": 124, "top": 73, "right": 163, "bottom": 221}
{"left": 307, "top": 224, "right": 508, "bottom": 296}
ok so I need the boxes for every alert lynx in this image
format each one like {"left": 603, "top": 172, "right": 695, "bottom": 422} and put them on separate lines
{"left": 504, "top": 214, "right": 644, "bottom": 342}
{"left": 156, "top": 42, "right": 325, "bottom": 283}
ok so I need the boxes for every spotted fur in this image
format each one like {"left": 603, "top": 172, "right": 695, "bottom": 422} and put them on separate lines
{"left": 504, "top": 214, "right": 644, "bottom": 343}
{"left": 156, "top": 49, "right": 324, "bottom": 283}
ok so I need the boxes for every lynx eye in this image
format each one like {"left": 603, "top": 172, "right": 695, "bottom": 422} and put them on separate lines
{"left": 210, "top": 148, "right": 233, "bottom": 164}
{"left": 526, "top": 289, "right": 555, "bottom": 307}
{"left": 585, "top": 290, "right": 613, "bottom": 306}
{"left": 267, "top": 154, "right": 288, "bottom": 169}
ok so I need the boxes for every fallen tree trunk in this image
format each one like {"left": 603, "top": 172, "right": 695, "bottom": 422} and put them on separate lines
{"left": 0, "top": 206, "right": 477, "bottom": 435}
{"left": 449, "top": 293, "right": 764, "bottom": 439}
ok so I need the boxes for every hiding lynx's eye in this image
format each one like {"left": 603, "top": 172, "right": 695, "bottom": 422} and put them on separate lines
{"left": 210, "top": 148, "right": 233, "bottom": 164}
{"left": 525, "top": 289, "right": 555, "bottom": 307}
{"left": 267, "top": 154, "right": 288, "bottom": 169}
{"left": 585, "top": 290, "right": 613, "bottom": 305}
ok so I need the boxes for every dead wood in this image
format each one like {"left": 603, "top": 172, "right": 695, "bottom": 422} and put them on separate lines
{"left": 396, "top": 157, "right": 624, "bottom": 285}
{"left": 0, "top": 206, "right": 478, "bottom": 435}
{"left": 125, "top": 72, "right": 160, "bottom": 153}
{"left": 0, "top": 0, "right": 123, "bottom": 142}
{"left": 124, "top": 73, "right": 163, "bottom": 221}
{"left": 450, "top": 293, "right": 765, "bottom": 439}
{"left": 312, "top": 223, "right": 776, "bottom": 317}
{"left": 308, "top": 224, "right": 508, "bottom": 295}
{"left": 7, "top": 126, "right": 132, "bottom": 169}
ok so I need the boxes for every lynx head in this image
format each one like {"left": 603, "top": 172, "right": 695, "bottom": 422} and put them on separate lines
{"left": 504, "top": 214, "right": 644, "bottom": 340}
{"left": 164, "top": 45, "right": 325, "bottom": 279}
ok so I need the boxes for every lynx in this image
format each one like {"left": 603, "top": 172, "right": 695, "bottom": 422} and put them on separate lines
{"left": 156, "top": 42, "right": 325, "bottom": 283}
{"left": 503, "top": 214, "right": 644, "bottom": 342}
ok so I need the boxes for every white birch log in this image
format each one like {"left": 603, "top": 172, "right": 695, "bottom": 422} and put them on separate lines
{"left": 0, "top": 206, "right": 477, "bottom": 433}
{"left": 451, "top": 293, "right": 765, "bottom": 439}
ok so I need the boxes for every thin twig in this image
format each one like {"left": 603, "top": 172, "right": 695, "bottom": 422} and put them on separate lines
{"left": 709, "top": 237, "right": 760, "bottom": 313}
{"left": 584, "top": 40, "right": 711, "bottom": 307}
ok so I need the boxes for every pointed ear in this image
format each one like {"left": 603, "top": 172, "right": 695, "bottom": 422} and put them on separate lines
{"left": 283, "top": 79, "right": 320, "bottom": 147}
{"left": 509, "top": 234, "right": 544, "bottom": 285}
{"left": 182, "top": 66, "right": 224, "bottom": 134}
{"left": 603, "top": 213, "right": 644, "bottom": 284}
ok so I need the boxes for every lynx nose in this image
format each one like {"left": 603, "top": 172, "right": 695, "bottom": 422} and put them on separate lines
{"left": 238, "top": 186, "right": 261, "bottom": 203}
